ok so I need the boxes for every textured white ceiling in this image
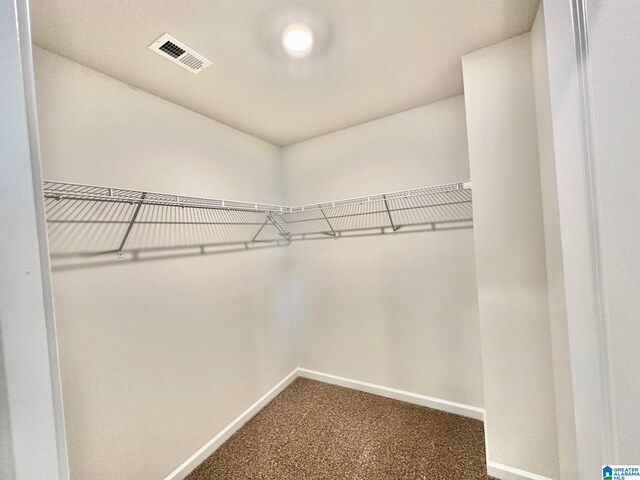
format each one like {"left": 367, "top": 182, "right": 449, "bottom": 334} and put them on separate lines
{"left": 31, "top": 0, "right": 539, "bottom": 146}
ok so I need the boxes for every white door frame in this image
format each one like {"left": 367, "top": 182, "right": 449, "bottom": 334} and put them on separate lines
{"left": 0, "top": 0, "right": 70, "bottom": 478}
{"left": 542, "top": 0, "right": 622, "bottom": 476}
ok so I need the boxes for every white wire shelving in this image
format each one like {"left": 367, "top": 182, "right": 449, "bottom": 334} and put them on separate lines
{"left": 42, "top": 180, "right": 472, "bottom": 266}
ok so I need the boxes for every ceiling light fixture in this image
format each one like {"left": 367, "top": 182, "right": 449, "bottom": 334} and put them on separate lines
{"left": 282, "top": 24, "right": 314, "bottom": 57}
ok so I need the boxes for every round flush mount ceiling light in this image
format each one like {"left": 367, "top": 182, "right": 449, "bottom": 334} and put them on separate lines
{"left": 282, "top": 23, "right": 314, "bottom": 57}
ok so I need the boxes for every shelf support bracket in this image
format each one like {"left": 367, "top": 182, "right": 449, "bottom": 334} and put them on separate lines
{"left": 252, "top": 214, "right": 290, "bottom": 243}
{"left": 383, "top": 195, "right": 400, "bottom": 232}
{"left": 319, "top": 207, "right": 337, "bottom": 237}
{"left": 251, "top": 216, "right": 271, "bottom": 242}
{"left": 117, "top": 193, "right": 146, "bottom": 258}
{"left": 267, "top": 214, "right": 290, "bottom": 241}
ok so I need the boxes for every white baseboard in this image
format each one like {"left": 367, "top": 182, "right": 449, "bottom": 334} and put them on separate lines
{"left": 164, "top": 368, "right": 299, "bottom": 480}
{"left": 165, "top": 367, "right": 486, "bottom": 479}
{"left": 297, "top": 367, "right": 485, "bottom": 421}
{"left": 487, "top": 461, "right": 554, "bottom": 480}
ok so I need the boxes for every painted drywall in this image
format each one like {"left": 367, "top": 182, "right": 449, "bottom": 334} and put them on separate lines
{"left": 282, "top": 96, "right": 485, "bottom": 410}
{"left": 530, "top": 5, "right": 578, "bottom": 478}
{"left": 585, "top": 0, "right": 640, "bottom": 462}
{"left": 462, "top": 34, "right": 559, "bottom": 478}
{"left": 33, "top": 46, "right": 295, "bottom": 480}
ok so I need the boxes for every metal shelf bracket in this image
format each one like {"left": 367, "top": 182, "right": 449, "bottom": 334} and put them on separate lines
{"left": 117, "top": 192, "right": 147, "bottom": 258}
{"left": 319, "top": 207, "right": 337, "bottom": 237}
{"left": 383, "top": 194, "right": 401, "bottom": 232}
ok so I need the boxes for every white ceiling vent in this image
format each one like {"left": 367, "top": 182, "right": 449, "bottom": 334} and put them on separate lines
{"left": 148, "top": 33, "right": 212, "bottom": 74}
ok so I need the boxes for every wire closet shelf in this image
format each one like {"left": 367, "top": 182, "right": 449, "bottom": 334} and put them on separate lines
{"left": 42, "top": 180, "right": 473, "bottom": 262}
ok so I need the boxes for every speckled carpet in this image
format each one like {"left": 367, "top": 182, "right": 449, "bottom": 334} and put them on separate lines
{"left": 186, "top": 378, "right": 496, "bottom": 479}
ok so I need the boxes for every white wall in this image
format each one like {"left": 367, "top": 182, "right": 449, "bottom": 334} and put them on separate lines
{"left": 462, "top": 34, "right": 559, "bottom": 478}
{"left": 282, "top": 96, "right": 485, "bottom": 410}
{"left": 33, "top": 46, "right": 295, "bottom": 480}
{"left": 531, "top": 6, "right": 578, "bottom": 478}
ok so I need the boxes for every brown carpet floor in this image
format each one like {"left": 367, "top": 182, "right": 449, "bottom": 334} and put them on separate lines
{"left": 186, "top": 378, "right": 496, "bottom": 479}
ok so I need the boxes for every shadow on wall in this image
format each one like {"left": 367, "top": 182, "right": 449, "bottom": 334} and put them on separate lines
{"left": 47, "top": 221, "right": 473, "bottom": 271}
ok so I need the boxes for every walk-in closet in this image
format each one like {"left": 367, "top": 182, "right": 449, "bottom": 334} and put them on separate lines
{"left": 3, "top": 0, "right": 639, "bottom": 479}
